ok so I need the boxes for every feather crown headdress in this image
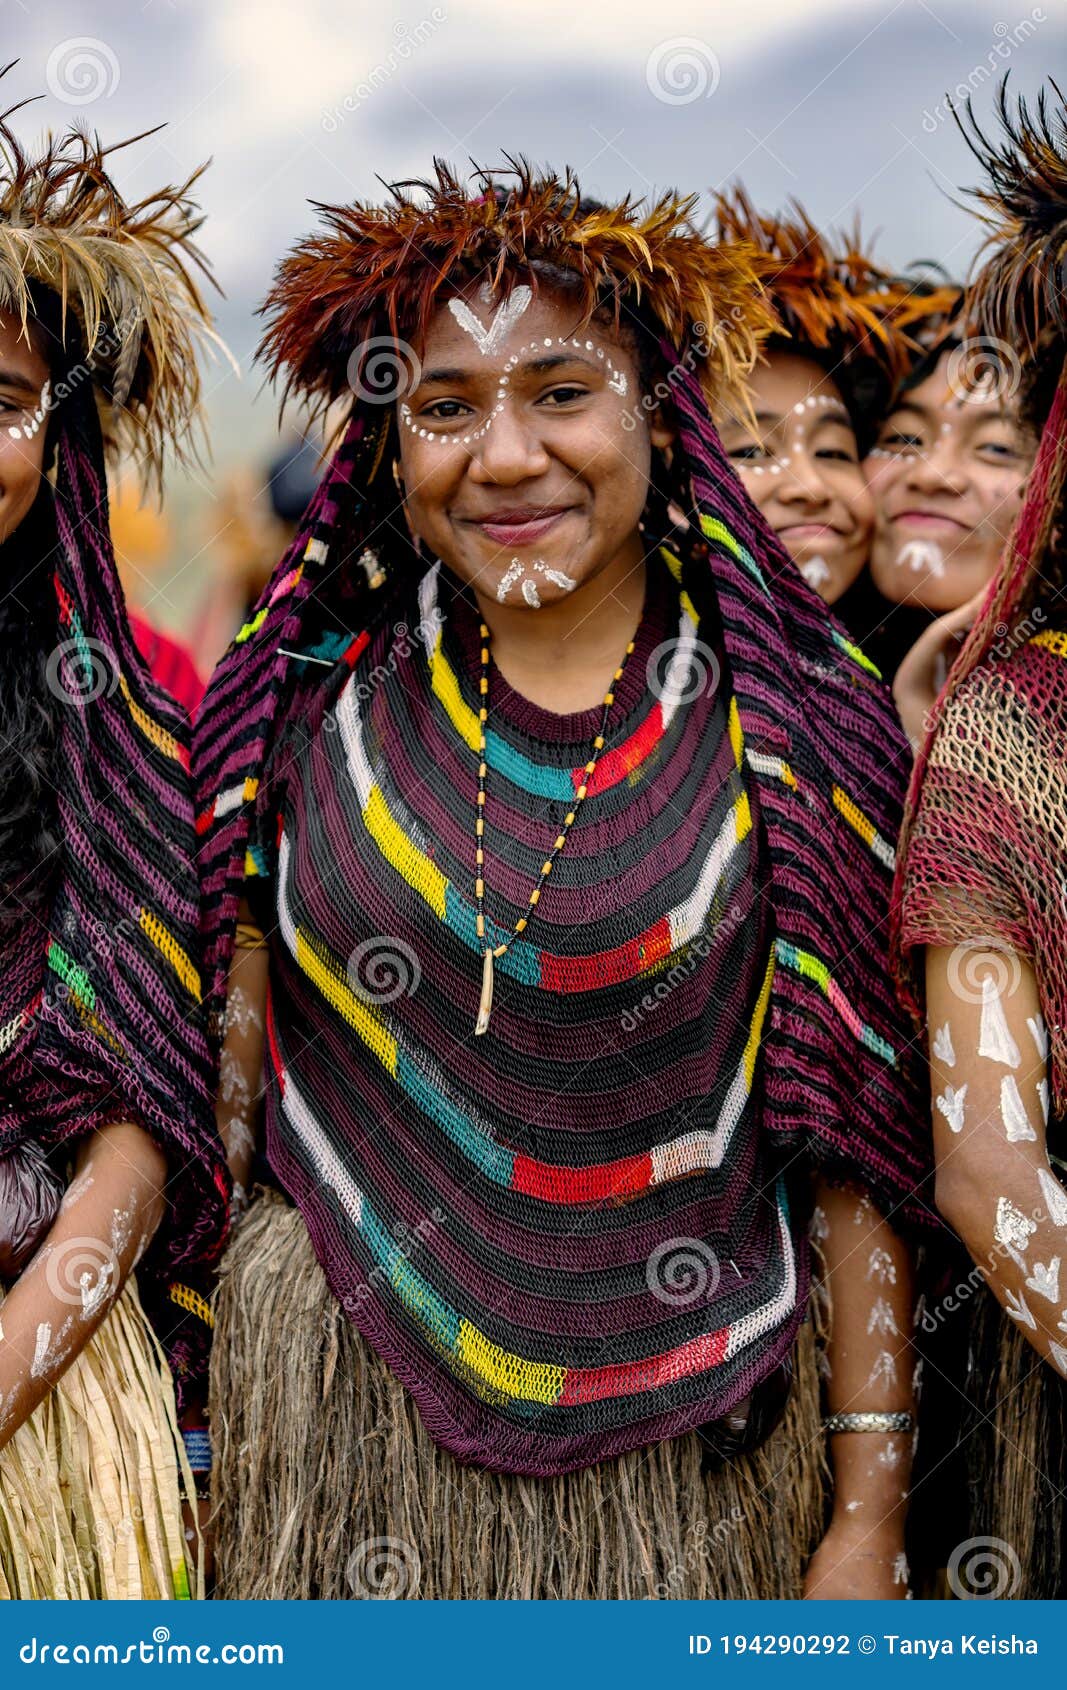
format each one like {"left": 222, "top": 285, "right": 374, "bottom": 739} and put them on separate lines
{"left": 257, "top": 156, "right": 779, "bottom": 424}
{"left": 710, "top": 184, "right": 961, "bottom": 394}
{"left": 0, "top": 63, "right": 222, "bottom": 489}
{"left": 956, "top": 76, "right": 1067, "bottom": 365}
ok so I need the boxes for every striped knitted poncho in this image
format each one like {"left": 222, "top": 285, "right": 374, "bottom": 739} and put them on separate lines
{"left": 249, "top": 547, "right": 802, "bottom": 1472}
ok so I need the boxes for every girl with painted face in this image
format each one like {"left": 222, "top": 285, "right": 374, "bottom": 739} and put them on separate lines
{"left": 866, "top": 317, "right": 1037, "bottom": 744}
{"left": 0, "top": 85, "right": 229, "bottom": 1596}
{"left": 711, "top": 190, "right": 935, "bottom": 639}
{"left": 194, "top": 164, "right": 934, "bottom": 1602}
{"left": 895, "top": 81, "right": 1067, "bottom": 1599}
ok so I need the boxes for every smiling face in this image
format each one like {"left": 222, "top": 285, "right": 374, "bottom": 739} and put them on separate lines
{"left": 394, "top": 281, "right": 669, "bottom": 612}
{"left": 0, "top": 305, "right": 52, "bottom": 544}
{"left": 864, "top": 349, "right": 1035, "bottom": 612}
{"left": 716, "top": 349, "right": 873, "bottom": 604}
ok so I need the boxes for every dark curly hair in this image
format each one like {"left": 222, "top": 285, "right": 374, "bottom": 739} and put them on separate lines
{"left": 0, "top": 286, "right": 68, "bottom": 938}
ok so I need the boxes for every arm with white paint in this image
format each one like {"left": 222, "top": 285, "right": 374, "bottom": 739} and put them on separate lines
{"left": 804, "top": 1178, "right": 914, "bottom": 1599}
{"left": 0, "top": 1120, "right": 167, "bottom": 1452}
{"left": 213, "top": 899, "right": 269, "bottom": 1212}
{"left": 925, "top": 944, "right": 1067, "bottom": 1375}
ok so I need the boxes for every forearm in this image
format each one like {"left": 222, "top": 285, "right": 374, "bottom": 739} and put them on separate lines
{"left": 0, "top": 1121, "right": 167, "bottom": 1451}
{"left": 215, "top": 904, "right": 269, "bottom": 1208}
{"left": 926, "top": 946, "right": 1066, "bottom": 1378}
{"left": 815, "top": 1177, "right": 915, "bottom": 1529}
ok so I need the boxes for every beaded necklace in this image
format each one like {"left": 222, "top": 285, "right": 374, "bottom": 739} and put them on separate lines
{"left": 472, "top": 619, "right": 637, "bottom": 1035}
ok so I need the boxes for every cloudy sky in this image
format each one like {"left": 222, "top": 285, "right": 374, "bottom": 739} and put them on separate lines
{"left": 8, "top": 0, "right": 1062, "bottom": 623}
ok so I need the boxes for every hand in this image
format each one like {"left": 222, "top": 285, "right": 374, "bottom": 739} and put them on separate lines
{"left": 892, "top": 589, "right": 987, "bottom": 751}
{"left": 803, "top": 1515, "right": 909, "bottom": 1600}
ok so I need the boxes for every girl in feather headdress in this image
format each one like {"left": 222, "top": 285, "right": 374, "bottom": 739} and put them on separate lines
{"left": 894, "top": 78, "right": 1067, "bottom": 1598}
{"left": 195, "top": 161, "right": 933, "bottom": 1600}
{"left": 709, "top": 189, "right": 940, "bottom": 634}
{"left": 865, "top": 280, "right": 1038, "bottom": 747}
{"left": 0, "top": 74, "right": 229, "bottom": 1597}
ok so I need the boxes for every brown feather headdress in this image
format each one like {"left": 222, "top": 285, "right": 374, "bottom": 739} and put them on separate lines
{"left": 258, "top": 156, "right": 778, "bottom": 425}
{"left": 956, "top": 76, "right": 1067, "bottom": 363}
{"left": 710, "top": 186, "right": 921, "bottom": 383}
{"left": 0, "top": 65, "right": 223, "bottom": 488}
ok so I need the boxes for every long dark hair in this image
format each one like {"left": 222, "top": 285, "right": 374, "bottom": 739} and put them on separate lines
{"left": 0, "top": 287, "right": 67, "bottom": 938}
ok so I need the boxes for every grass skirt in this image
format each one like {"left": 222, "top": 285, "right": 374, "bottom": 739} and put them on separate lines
{"left": 0, "top": 1276, "right": 201, "bottom": 1600}
{"left": 210, "top": 1191, "right": 828, "bottom": 1600}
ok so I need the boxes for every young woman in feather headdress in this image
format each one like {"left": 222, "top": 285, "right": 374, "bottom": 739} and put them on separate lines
{"left": 0, "top": 74, "right": 229, "bottom": 1597}
{"left": 709, "top": 188, "right": 929, "bottom": 633}
{"left": 894, "top": 79, "right": 1067, "bottom": 1598}
{"left": 194, "top": 162, "right": 935, "bottom": 1600}
{"left": 865, "top": 289, "right": 1039, "bottom": 749}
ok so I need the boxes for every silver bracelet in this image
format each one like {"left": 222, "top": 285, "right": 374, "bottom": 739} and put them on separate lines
{"left": 822, "top": 1411, "right": 914, "bottom": 1435}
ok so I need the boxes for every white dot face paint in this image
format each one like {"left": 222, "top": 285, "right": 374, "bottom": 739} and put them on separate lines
{"left": 400, "top": 327, "right": 632, "bottom": 454}
{"left": 932, "top": 1022, "right": 956, "bottom": 1068}
{"left": 936, "top": 1082, "right": 968, "bottom": 1133}
{"left": 1025, "top": 1256, "right": 1061, "bottom": 1303}
{"left": 978, "top": 975, "right": 1021, "bottom": 1068}
{"left": 994, "top": 1195, "right": 1036, "bottom": 1254}
{"left": 1001, "top": 1074, "right": 1037, "bottom": 1143}
{"left": 7, "top": 379, "right": 51, "bottom": 444}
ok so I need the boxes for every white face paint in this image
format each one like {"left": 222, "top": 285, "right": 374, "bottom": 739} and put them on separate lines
{"left": 895, "top": 537, "right": 945, "bottom": 578}
{"left": 1024, "top": 1257, "right": 1061, "bottom": 1302}
{"left": 1027, "top": 1014, "right": 1049, "bottom": 1063}
{"left": 400, "top": 331, "right": 632, "bottom": 450}
{"left": 994, "top": 1196, "right": 1036, "bottom": 1254}
{"left": 932, "top": 1022, "right": 956, "bottom": 1068}
{"left": 1048, "top": 1341, "right": 1067, "bottom": 1376}
{"left": 798, "top": 555, "right": 831, "bottom": 590}
{"left": 7, "top": 379, "right": 51, "bottom": 443}
{"left": 495, "top": 555, "right": 578, "bottom": 609}
{"left": 1038, "top": 1078, "right": 1050, "bottom": 1125}
{"left": 936, "top": 1083, "right": 968, "bottom": 1134}
{"left": 978, "top": 975, "right": 1021, "bottom": 1068}
{"left": 1001, "top": 1074, "right": 1037, "bottom": 1143}
{"left": 447, "top": 284, "right": 533, "bottom": 356}
{"left": 1038, "top": 1167, "right": 1067, "bottom": 1228}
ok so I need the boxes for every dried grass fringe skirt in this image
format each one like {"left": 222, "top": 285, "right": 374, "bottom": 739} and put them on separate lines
{"left": 209, "top": 1190, "right": 828, "bottom": 1600}
{"left": 0, "top": 1276, "right": 201, "bottom": 1600}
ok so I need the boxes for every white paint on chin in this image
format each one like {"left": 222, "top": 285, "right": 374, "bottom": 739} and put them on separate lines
{"left": 798, "top": 554, "right": 831, "bottom": 590}
{"left": 521, "top": 577, "right": 541, "bottom": 608}
{"left": 895, "top": 538, "right": 946, "bottom": 578}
